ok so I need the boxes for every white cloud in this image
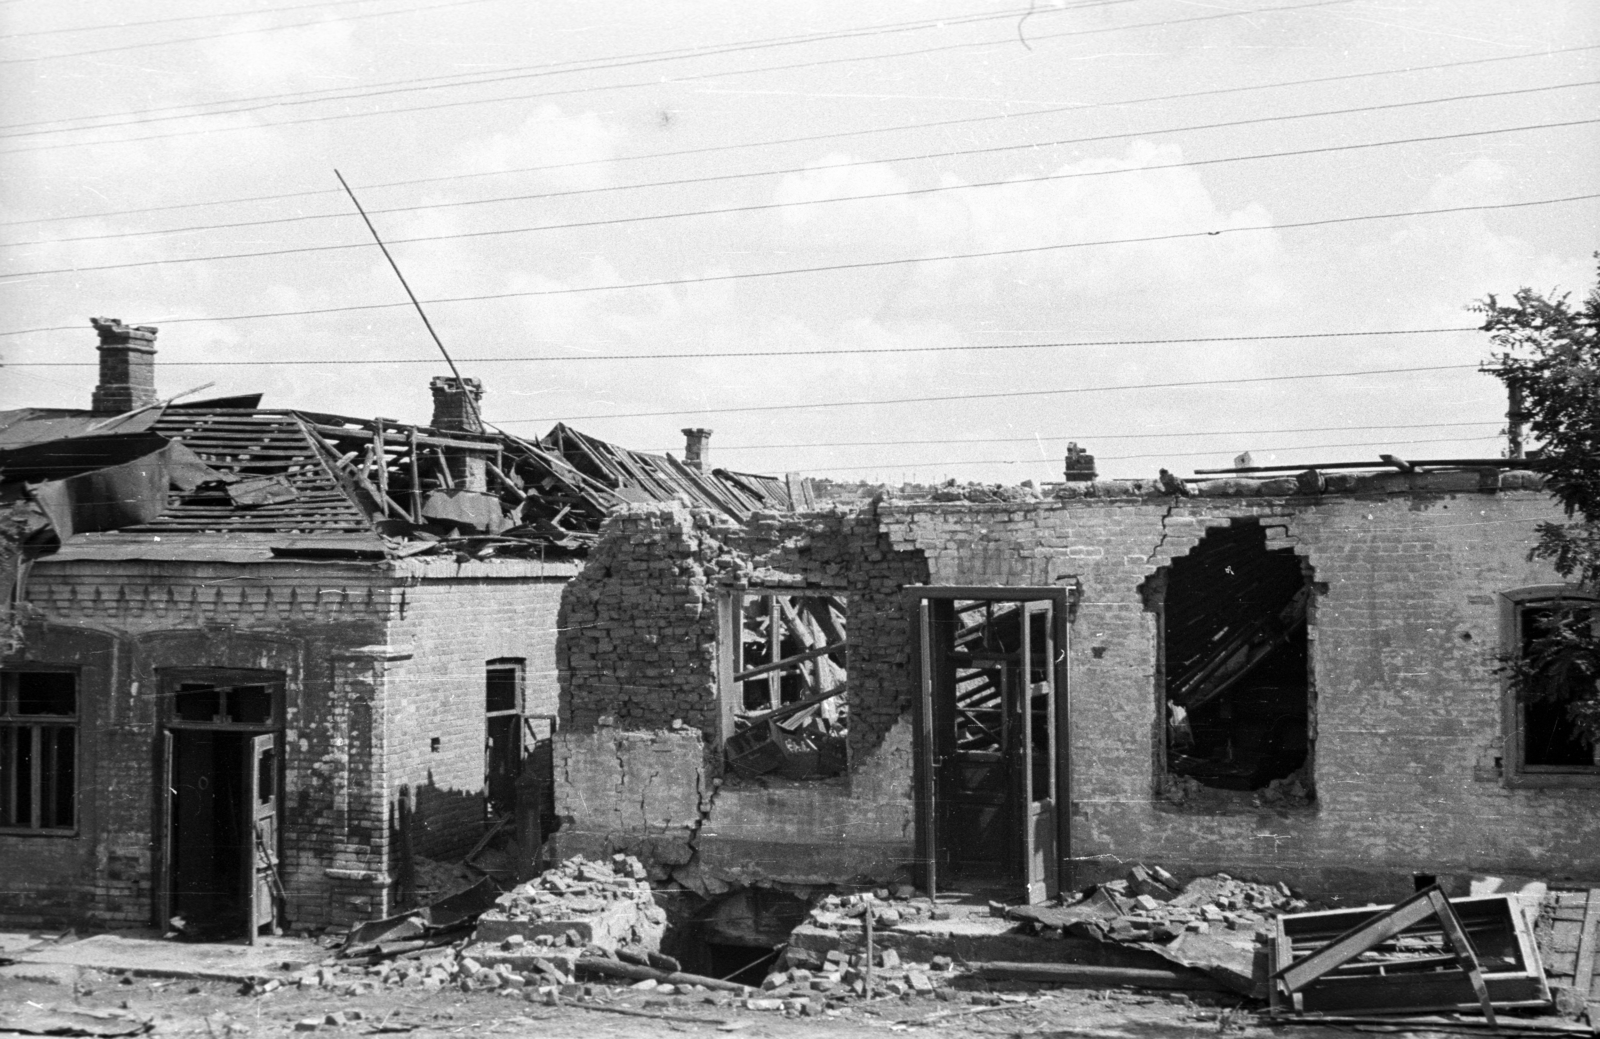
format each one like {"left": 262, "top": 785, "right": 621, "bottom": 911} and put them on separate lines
{"left": 450, "top": 105, "right": 623, "bottom": 191}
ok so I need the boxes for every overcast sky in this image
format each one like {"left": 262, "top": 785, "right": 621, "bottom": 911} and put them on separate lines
{"left": 1, "top": 0, "right": 1595, "bottom": 484}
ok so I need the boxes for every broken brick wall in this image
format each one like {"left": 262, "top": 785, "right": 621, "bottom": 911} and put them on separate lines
{"left": 552, "top": 505, "right": 927, "bottom": 887}
{"left": 881, "top": 475, "right": 1600, "bottom": 900}
{"left": 383, "top": 559, "right": 576, "bottom": 861}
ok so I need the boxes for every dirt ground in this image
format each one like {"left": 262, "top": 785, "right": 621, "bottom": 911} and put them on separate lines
{"left": 0, "top": 964, "right": 1367, "bottom": 1039}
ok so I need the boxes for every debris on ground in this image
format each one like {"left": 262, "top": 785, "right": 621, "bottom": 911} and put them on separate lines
{"left": 410, "top": 855, "right": 477, "bottom": 903}
{"left": 471, "top": 854, "right": 666, "bottom": 953}
{"left": 799, "top": 885, "right": 948, "bottom": 933}
{"left": 1005, "top": 865, "right": 1313, "bottom": 998}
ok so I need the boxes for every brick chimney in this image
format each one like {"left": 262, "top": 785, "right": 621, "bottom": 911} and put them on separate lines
{"left": 429, "top": 375, "right": 486, "bottom": 491}
{"left": 682, "top": 428, "right": 712, "bottom": 471}
{"left": 89, "top": 317, "right": 159, "bottom": 414}
{"left": 1062, "top": 442, "right": 1096, "bottom": 482}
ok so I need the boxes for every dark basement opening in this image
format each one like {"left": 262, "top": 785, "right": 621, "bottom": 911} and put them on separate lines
{"left": 663, "top": 885, "right": 812, "bottom": 986}
{"left": 1157, "top": 519, "right": 1313, "bottom": 793}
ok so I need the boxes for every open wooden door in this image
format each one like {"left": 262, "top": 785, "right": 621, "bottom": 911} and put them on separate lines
{"left": 1019, "top": 601, "right": 1057, "bottom": 903}
{"left": 916, "top": 601, "right": 938, "bottom": 897}
{"left": 155, "top": 730, "right": 174, "bottom": 930}
{"left": 911, "top": 588, "right": 1068, "bottom": 904}
{"left": 244, "top": 733, "right": 279, "bottom": 943}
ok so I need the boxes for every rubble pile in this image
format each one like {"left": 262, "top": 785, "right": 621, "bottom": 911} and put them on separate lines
{"left": 1020, "top": 865, "right": 1311, "bottom": 943}
{"left": 801, "top": 884, "right": 951, "bottom": 932}
{"left": 772, "top": 944, "right": 956, "bottom": 1002}
{"left": 473, "top": 854, "right": 667, "bottom": 951}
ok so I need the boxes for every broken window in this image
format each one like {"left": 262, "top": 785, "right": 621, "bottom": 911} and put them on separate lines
{"left": 0, "top": 669, "right": 77, "bottom": 832}
{"left": 1504, "top": 590, "right": 1599, "bottom": 777}
{"left": 172, "top": 681, "right": 276, "bottom": 724}
{"left": 485, "top": 659, "right": 525, "bottom": 815}
{"left": 722, "top": 592, "right": 848, "bottom": 781}
{"left": 1152, "top": 520, "right": 1313, "bottom": 797}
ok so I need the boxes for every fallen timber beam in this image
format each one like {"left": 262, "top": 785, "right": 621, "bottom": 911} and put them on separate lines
{"left": 575, "top": 956, "right": 747, "bottom": 993}
{"left": 308, "top": 422, "right": 494, "bottom": 453}
{"left": 968, "top": 961, "right": 1227, "bottom": 993}
{"left": 735, "top": 640, "right": 847, "bottom": 682}
{"left": 739, "top": 682, "right": 847, "bottom": 726}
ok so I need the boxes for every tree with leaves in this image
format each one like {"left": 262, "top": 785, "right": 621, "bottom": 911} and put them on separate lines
{"left": 1476, "top": 256, "right": 1600, "bottom": 749}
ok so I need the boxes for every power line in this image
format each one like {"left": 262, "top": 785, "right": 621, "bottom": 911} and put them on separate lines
{"left": 638, "top": 420, "right": 1501, "bottom": 453}
{"left": 800, "top": 434, "right": 1506, "bottom": 473}
{"left": 11, "top": 78, "right": 1594, "bottom": 251}
{"left": 6, "top": 166, "right": 1593, "bottom": 281}
{"left": 0, "top": 0, "right": 503, "bottom": 65}
{"left": 0, "top": 326, "right": 1482, "bottom": 358}
{"left": 6, "top": 41, "right": 1588, "bottom": 230}
{"left": 506, "top": 363, "right": 1483, "bottom": 424}
{"left": 3, "top": 192, "right": 1589, "bottom": 325}
{"left": 0, "top": 1, "right": 1096, "bottom": 134}
{"left": 0, "top": 0, "right": 1356, "bottom": 154}
{"left": 0, "top": 0, "right": 421, "bottom": 39}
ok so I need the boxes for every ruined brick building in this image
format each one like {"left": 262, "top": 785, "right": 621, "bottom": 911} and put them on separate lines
{"left": 0, "top": 320, "right": 798, "bottom": 937}
{"left": 550, "top": 463, "right": 1600, "bottom": 910}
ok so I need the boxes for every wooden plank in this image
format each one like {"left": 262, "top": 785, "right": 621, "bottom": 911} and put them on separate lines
{"left": 968, "top": 961, "right": 1226, "bottom": 993}
{"left": 1279, "top": 888, "right": 1450, "bottom": 992}
{"left": 1299, "top": 973, "right": 1552, "bottom": 1014}
{"left": 1573, "top": 888, "right": 1600, "bottom": 1002}
{"left": 734, "top": 640, "right": 847, "bottom": 682}
{"left": 1426, "top": 889, "right": 1496, "bottom": 1026}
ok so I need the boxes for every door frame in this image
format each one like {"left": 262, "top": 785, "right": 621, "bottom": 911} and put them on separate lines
{"left": 152, "top": 669, "right": 284, "bottom": 937}
{"left": 907, "top": 585, "right": 1075, "bottom": 902}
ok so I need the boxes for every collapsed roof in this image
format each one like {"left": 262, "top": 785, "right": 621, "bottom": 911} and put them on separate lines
{"left": 0, "top": 403, "right": 804, "bottom": 562}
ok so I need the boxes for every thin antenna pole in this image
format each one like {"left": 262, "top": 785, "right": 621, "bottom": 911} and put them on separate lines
{"left": 334, "top": 168, "right": 482, "bottom": 429}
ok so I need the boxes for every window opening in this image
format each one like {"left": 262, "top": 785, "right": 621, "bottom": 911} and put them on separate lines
{"left": 723, "top": 592, "right": 848, "bottom": 781}
{"left": 0, "top": 670, "right": 77, "bottom": 832}
{"left": 1513, "top": 598, "right": 1599, "bottom": 770}
{"left": 485, "top": 659, "right": 525, "bottom": 817}
{"left": 172, "top": 682, "right": 277, "bottom": 725}
{"left": 1159, "top": 521, "right": 1312, "bottom": 795}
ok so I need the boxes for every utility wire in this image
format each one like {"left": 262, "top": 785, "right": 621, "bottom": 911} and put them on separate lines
{"left": 7, "top": 136, "right": 1594, "bottom": 280}
{"left": 6, "top": 41, "right": 1589, "bottom": 229}
{"left": 0, "top": 0, "right": 503, "bottom": 64}
{"left": 2, "top": 193, "right": 1590, "bottom": 326}
{"left": 9, "top": 78, "right": 1594, "bottom": 251}
{"left": 507, "top": 363, "right": 1482, "bottom": 424}
{"left": 0, "top": 0, "right": 423, "bottom": 39}
{"left": 0, "top": 326, "right": 1482, "bottom": 357}
{"left": 0, "top": 0, "right": 1355, "bottom": 154}
{"left": 0, "top": 1, "right": 1111, "bottom": 134}
{"left": 801, "top": 434, "right": 1506, "bottom": 473}
{"left": 639, "top": 420, "right": 1501, "bottom": 453}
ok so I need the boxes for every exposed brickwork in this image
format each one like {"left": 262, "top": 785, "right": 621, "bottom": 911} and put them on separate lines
{"left": 556, "top": 505, "right": 927, "bottom": 763}
{"left": 88, "top": 317, "right": 159, "bottom": 414}
{"left": 385, "top": 568, "right": 569, "bottom": 859}
{"left": 553, "top": 504, "right": 928, "bottom": 887}
{"left": 557, "top": 483, "right": 1600, "bottom": 899}
{"left": 881, "top": 485, "right": 1600, "bottom": 898}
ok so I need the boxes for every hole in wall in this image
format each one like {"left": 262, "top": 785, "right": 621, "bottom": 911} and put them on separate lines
{"left": 658, "top": 884, "right": 813, "bottom": 985}
{"left": 1158, "top": 519, "right": 1313, "bottom": 795}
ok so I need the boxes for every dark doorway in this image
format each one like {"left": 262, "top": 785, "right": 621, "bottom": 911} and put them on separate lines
{"left": 159, "top": 670, "right": 282, "bottom": 942}
{"left": 169, "top": 730, "right": 249, "bottom": 938}
{"left": 914, "top": 590, "right": 1066, "bottom": 904}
